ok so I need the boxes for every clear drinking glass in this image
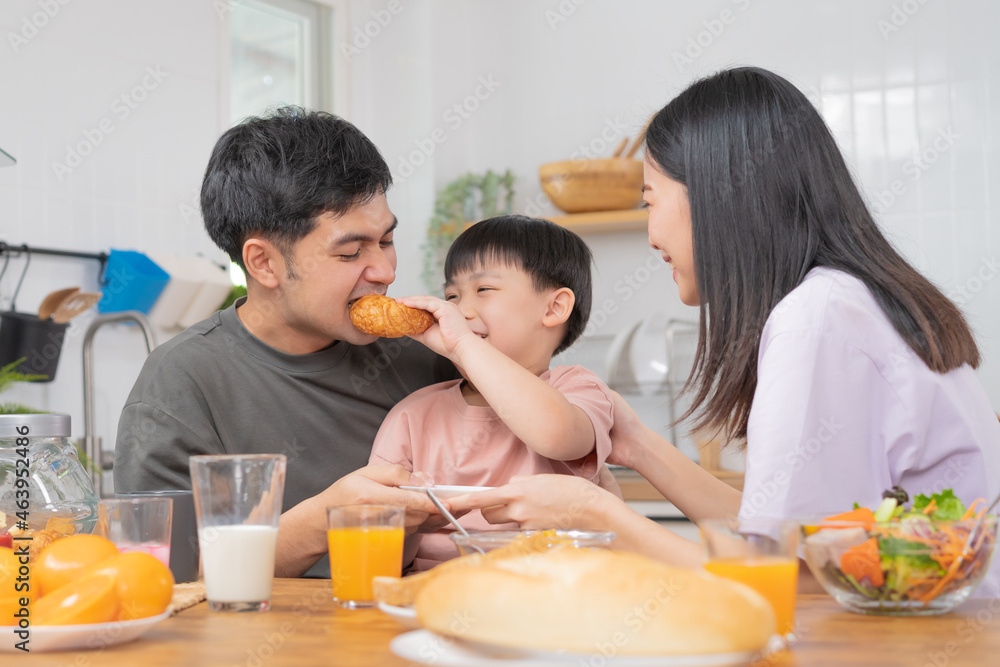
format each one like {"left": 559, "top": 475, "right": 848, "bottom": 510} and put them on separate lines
{"left": 700, "top": 518, "right": 800, "bottom": 640}
{"left": 190, "top": 454, "right": 286, "bottom": 612}
{"left": 327, "top": 505, "right": 405, "bottom": 608}
{"left": 95, "top": 497, "right": 173, "bottom": 566}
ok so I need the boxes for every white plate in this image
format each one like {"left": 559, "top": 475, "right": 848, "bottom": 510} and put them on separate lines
{"left": 0, "top": 611, "right": 171, "bottom": 653}
{"left": 399, "top": 485, "right": 495, "bottom": 499}
{"left": 390, "top": 630, "right": 754, "bottom": 666}
{"left": 378, "top": 602, "right": 420, "bottom": 629}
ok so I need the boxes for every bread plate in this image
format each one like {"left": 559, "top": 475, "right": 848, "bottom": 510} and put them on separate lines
{"left": 377, "top": 602, "right": 420, "bottom": 629}
{"left": 391, "top": 630, "right": 754, "bottom": 666}
{"left": 0, "top": 611, "right": 171, "bottom": 653}
{"left": 399, "top": 485, "right": 495, "bottom": 499}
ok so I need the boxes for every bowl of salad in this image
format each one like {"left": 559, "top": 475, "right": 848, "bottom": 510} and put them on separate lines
{"left": 801, "top": 488, "right": 997, "bottom": 615}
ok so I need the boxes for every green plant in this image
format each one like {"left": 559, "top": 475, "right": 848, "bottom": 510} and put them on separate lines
{"left": 219, "top": 284, "right": 248, "bottom": 311}
{"left": 421, "top": 170, "right": 516, "bottom": 292}
{"left": 0, "top": 357, "right": 47, "bottom": 414}
{"left": 73, "top": 439, "right": 101, "bottom": 474}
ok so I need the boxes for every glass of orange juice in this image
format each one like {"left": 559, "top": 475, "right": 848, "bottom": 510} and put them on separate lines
{"left": 700, "top": 518, "right": 800, "bottom": 640}
{"left": 326, "top": 505, "right": 405, "bottom": 608}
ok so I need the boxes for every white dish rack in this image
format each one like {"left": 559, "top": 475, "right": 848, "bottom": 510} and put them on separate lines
{"left": 553, "top": 316, "right": 700, "bottom": 462}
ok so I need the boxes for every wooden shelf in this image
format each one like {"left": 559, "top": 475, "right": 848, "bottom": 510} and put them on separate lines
{"left": 463, "top": 209, "right": 647, "bottom": 235}
{"left": 612, "top": 467, "right": 744, "bottom": 499}
{"left": 548, "top": 208, "right": 648, "bottom": 234}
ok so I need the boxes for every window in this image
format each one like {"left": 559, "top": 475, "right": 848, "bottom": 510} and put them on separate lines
{"left": 226, "top": 0, "right": 341, "bottom": 127}
{"left": 223, "top": 0, "right": 346, "bottom": 285}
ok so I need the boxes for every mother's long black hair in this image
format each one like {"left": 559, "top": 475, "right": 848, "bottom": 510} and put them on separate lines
{"left": 645, "top": 66, "right": 979, "bottom": 443}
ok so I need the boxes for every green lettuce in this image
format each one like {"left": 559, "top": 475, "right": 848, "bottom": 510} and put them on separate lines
{"left": 912, "top": 489, "right": 966, "bottom": 521}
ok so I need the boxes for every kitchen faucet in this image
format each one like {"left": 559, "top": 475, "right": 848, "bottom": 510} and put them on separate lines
{"left": 82, "top": 311, "right": 157, "bottom": 497}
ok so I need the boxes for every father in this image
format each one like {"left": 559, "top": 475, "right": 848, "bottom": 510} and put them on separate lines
{"left": 114, "top": 107, "right": 457, "bottom": 578}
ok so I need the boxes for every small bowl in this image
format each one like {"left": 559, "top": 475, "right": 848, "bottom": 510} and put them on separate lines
{"left": 800, "top": 516, "right": 998, "bottom": 615}
{"left": 451, "top": 529, "right": 616, "bottom": 557}
{"left": 538, "top": 158, "right": 643, "bottom": 213}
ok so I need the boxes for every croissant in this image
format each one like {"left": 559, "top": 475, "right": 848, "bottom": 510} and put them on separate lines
{"left": 349, "top": 294, "right": 434, "bottom": 338}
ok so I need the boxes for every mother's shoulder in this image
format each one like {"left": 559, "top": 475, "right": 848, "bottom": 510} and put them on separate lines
{"left": 764, "top": 267, "right": 892, "bottom": 343}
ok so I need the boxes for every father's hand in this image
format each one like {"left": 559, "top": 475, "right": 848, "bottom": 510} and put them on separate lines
{"left": 321, "top": 465, "right": 439, "bottom": 529}
{"left": 275, "top": 464, "right": 439, "bottom": 577}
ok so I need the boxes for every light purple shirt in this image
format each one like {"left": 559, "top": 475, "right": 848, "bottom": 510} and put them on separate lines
{"left": 740, "top": 267, "right": 1000, "bottom": 596}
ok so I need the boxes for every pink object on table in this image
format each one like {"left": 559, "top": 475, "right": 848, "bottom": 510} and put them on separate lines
{"left": 117, "top": 542, "right": 171, "bottom": 568}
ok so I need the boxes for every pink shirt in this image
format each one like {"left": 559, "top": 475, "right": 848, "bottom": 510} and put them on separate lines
{"left": 741, "top": 267, "right": 1000, "bottom": 596}
{"left": 370, "top": 365, "right": 614, "bottom": 569}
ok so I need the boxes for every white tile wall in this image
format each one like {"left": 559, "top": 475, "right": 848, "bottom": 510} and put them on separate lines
{"left": 0, "top": 1, "right": 997, "bottom": 479}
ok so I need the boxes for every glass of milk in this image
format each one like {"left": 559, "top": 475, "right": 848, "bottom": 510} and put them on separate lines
{"left": 190, "top": 454, "right": 287, "bottom": 612}
{"left": 95, "top": 496, "right": 174, "bottom": 567}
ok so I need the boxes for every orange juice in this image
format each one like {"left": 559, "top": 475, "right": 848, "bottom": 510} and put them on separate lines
{"left": 327, "top": 526, "right": 405, "bottom": 604}
{"left": 704, "top": 556, "right": 798, "bottom": 635}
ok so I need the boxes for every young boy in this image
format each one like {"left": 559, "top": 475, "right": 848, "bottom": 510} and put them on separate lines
{"left": 369, "top": 215, "right": 619, "bottom": 570}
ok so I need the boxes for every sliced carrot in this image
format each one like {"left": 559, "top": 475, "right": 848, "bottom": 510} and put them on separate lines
{"left": 922, "top": 499, "right": 938, "bottom": 515}
{"left": 840, "top": 537, "right": 884, "bottom": 587}
{"left": 821, "top": 507, "right": 877, "bottom": 529}
{"left": 960, "top": 498, "right": 984, "bottom": 521}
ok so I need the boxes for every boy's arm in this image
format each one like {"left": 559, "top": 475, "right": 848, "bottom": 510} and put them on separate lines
{"left": 397, "top": 296, "right": 595, "bottom": 462}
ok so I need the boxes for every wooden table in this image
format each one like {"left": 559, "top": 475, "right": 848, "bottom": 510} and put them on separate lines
{"left": 16, "top": 579, "right": 1000, "bottom": 666}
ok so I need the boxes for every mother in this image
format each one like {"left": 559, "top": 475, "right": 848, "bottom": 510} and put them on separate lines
{"left": 449, "top": 67, "right": 1000, "bottom": 591}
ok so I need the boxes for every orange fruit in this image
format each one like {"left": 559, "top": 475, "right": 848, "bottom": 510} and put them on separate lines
{"left": 86, "top": 552, "right": 174, "bottom": 620}
{"left": 34, "top": 534, "right": 119, "bottom": 596}
{"left": 32, "top": 573, "right": 119, "bottom": 625}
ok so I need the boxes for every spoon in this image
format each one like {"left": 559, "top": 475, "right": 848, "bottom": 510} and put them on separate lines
{"left": 962, "top": 489, "right": 1000, "bottom": 555}
{"left": 919, "top": 489, "right": 1000, "bottom": 606}
{"left": 424, "top": 488, "right": 486, "bottom": 555}
{"left": 51, "top": 292, "right": 102, "bottom": 323}
{"left": 38, "top": 287, "right": 80, "bottom": 320}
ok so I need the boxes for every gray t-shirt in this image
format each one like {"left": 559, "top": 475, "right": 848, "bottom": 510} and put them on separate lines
{"left": 114, "top": 298, "right": 455, "bottom": 576}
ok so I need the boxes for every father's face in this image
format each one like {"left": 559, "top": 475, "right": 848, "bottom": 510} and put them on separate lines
{"left": 281, "top": 194, "right": 398, "bottom": 347}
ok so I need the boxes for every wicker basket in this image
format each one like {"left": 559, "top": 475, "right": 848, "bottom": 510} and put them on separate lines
{"left": 538, "top": 158, "right": 644, "bottom": 214}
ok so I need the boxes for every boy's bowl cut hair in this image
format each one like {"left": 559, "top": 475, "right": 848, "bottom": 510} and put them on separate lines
{"left": 201, "top": 106, "right": 392, "bottom": 273}
{"left": 445, "top": 215, "right": 593, "bottom": 355}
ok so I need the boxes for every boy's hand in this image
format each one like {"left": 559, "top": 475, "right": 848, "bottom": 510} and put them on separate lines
{"left": 396, "top": 295, "right": 483, "bottom": 360}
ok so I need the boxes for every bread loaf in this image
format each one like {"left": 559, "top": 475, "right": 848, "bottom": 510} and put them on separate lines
{"left": 349, "top": 294, "right": 434, "bottom": 338}
{"left": 415, "top": 548, "right": 775, "bottom": 656}
{"left": 373, "top": 530, "right": 570, "bottom": 607}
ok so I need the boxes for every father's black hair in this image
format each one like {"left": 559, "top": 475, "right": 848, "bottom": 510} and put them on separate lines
{"left": 444, "top": 215, "right": 593, "bottom": 355}
{"left": 201, "top": 106, "right": 392, "bottom": 273}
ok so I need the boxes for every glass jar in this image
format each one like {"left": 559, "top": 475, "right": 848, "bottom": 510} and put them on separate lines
{"left": 0, "top": 413, "right": 99, "bottom": 534}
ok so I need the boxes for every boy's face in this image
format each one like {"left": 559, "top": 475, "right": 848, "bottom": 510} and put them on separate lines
{"left": 279, "top": 194, "right": 398, "bottom": 347}
{"left": 444, "top": 261, "right": 562, "bottom": 371}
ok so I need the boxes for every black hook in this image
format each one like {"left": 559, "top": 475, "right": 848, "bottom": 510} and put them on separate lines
{"left": 10, "top": 247, "right": 30, "bottom": 312}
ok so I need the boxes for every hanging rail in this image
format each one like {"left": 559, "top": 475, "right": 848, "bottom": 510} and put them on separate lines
{"left": 0, "top": 241, "right": 108, "bottom": 275}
